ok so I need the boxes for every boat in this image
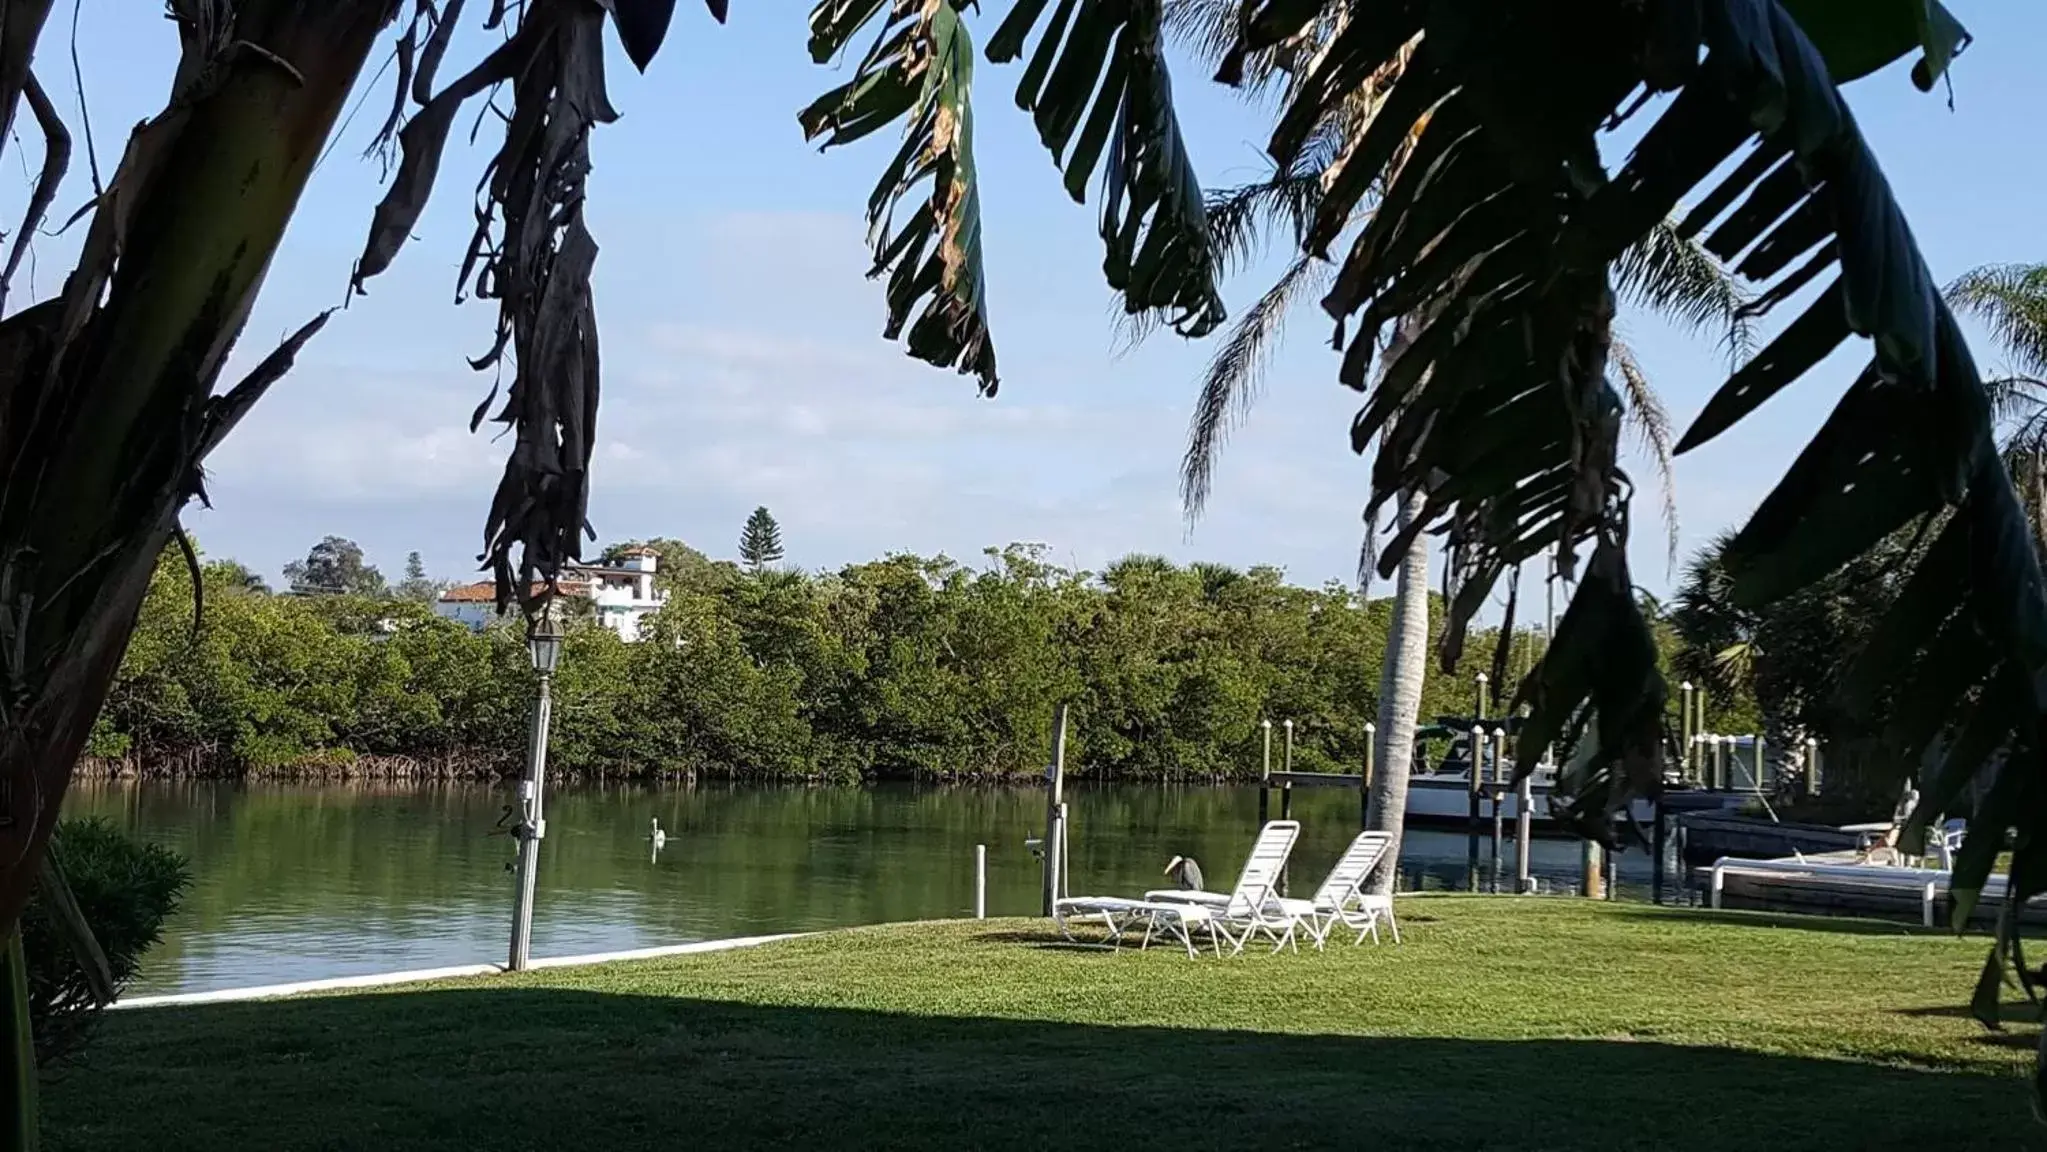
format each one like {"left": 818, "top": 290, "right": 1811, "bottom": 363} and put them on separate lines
{"left": 1398, "top": 718, "right": 1649, "bottom": 830}
{"left": 1400, "top": 768, "right": 1659, "bottom": 828}
{"left": 1673, "top": 811, "right": 1863, "bottom": 863}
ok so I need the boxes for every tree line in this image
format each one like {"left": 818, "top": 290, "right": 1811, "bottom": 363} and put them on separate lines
{"left": 85, "top": 539, "right": 1520, "bottom": 784}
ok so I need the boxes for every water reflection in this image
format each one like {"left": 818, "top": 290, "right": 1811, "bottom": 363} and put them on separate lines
{"left": 64, "top": 780, "right": 1658, "bottom": 995}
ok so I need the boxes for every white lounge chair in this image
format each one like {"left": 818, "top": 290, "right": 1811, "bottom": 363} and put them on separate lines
{"left": 1142, "top": 820, "right": 1303, "bottom": 956}
{"left": 1269, "top": 830, "right": 1400, "bottom": 948}
{"left": 1143, "top": 820, "right": 1301, "bottom": 910}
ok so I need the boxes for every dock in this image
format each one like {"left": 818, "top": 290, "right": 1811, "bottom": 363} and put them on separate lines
{"left": 1699, "top": 857, "right": 2047, "bottom": 928}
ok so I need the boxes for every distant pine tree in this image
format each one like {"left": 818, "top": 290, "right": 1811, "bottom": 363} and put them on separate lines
{"left": 738, "top": 507, "right": 784, "bottom": 571}
{"left": 395, "top": 551, "right": 442, "bottom": 603}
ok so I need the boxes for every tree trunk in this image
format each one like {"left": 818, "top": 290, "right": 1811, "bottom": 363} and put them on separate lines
{"left": 1364, "top": 486, "right": 1430, "bottom": 895}
{"left": 0, "top": 1, "right": 393, "bottom": 939}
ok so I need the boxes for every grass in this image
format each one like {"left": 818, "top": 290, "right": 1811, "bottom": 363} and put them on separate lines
{"left": 44, "top": 898, "right": 2047, "bottom": 1150}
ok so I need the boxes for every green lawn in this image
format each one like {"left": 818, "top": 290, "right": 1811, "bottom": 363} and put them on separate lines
{"left": 44, "top": 898, "right": 2047, "bottom": 1150}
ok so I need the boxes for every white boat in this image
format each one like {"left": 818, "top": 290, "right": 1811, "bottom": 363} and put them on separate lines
{"left": 1400, "top": 769, "right": 1659, "bottom": 828}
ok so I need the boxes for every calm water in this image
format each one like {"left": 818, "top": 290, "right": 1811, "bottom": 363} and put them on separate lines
{"left": 63, "top": 780, "right": 1659, "bottom": 995}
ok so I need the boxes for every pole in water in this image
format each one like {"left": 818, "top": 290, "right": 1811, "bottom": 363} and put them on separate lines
{"left": 1258, "top": 718, "right": 1273, "bottom": 827}
{"left": 1280, "top": 719, "right": 1295, "bottom": 895}
{"left": 974, "top": 843, "right": 987, "bottom": 919}
{"left": 1651, "top": 803, "right": 1667, "bottom": 906}
{"left": 1488, "top": 728, "right": 1508, "bottom": 892}
{"left": 1466, "top": 725, "right": 1484, "bottom": 891}
{"left": 1513, "top": 732, "right": 1533, "bottom": 894}
{"left": 1679, "top": 681, "right": 1694, "bottom": 782}
{"left": 1041, "top": 704, "right": 1069, "bottom": 918}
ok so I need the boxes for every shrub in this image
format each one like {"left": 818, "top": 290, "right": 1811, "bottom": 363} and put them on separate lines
{"left": 21, "top": 818, "right": 191, "bottom": 1063}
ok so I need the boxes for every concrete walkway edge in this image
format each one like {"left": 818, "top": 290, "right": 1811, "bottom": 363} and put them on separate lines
{"left": 111, "top": 932, "right": 810, "bottom": 1010}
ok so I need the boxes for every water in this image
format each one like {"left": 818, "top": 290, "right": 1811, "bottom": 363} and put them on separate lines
{"left": 63, "top": 780, "right": 1660, "bottom": 995}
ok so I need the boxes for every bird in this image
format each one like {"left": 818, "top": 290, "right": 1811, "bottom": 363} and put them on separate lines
{"left": 649, "top": 817, "right": 667, "bottom": 849}
{"left": 1163, "top": 855, "right": 1204, "bottom": 892}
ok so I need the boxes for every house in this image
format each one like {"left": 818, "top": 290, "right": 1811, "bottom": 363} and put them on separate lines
{"left": 434, "top": 547, "right": 668, "bottom": 641}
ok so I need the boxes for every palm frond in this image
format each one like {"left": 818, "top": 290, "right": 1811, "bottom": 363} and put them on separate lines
{"left": 1220, "top": 0, "right": 1989, "bottom": 848}
{"left": 1615, "top": 218, "right": 1755, "bottom": 370}
{"left": 1947, "top": 263, "right": 2047, "bottom": 380}
{"left": 1610, "top": 337, "right": 1680, "bottom": 573}
{"left": 1180, "top": 252, "right": 1332, "bottom": 518}
{"left": 1204, "top": 165, "right": 1323, "bottom": 278}
{"left": 802, "top": 0, "right": 998, "bottom": 393}
{"left": 987, "top": 0, "right": 1225, "bottom": 337}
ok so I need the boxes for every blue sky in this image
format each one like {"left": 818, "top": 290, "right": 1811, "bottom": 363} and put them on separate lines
{"left": 37, "top": 4, "right": 2047, "bottom": 595}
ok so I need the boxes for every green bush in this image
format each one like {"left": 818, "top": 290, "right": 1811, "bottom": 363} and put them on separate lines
{"left": 22, "top": 818, "right": 191, "bottom": 1063}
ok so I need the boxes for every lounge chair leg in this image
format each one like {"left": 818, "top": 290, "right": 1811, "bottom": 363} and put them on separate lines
{"left": 1386, "top": 910, "right": 1401, "bottom": 944}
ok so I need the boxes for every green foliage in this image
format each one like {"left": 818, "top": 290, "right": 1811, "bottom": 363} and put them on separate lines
{"left": 283, "top": 536, "right": 387, "bottom": 598}
{"left": 90, "top": 541, "right": 1494, "bottom": 784}
{"left": 21, "top": 819, "right": 190, "bottom": 1063}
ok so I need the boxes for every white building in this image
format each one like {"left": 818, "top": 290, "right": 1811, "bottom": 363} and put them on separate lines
{"left": 434, "top": 547, "right": 668, "bottom": 642}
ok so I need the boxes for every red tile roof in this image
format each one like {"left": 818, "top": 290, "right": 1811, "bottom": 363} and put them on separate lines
{"left": 437, "top": 579, "right": 589, "bottom": 604}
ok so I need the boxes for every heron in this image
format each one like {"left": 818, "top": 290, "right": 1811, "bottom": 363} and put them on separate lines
{"left": 1163, "top": 855, "right": 1204, "bottom": 892}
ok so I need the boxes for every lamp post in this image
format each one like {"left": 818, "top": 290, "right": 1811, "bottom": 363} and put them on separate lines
{"left": 508, "top": 608, "right": 563, "bottom": 972}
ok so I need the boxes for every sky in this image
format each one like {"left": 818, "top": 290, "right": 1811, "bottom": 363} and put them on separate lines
{"left": 25, "top": 3, "right": 2047, "bottom": 597}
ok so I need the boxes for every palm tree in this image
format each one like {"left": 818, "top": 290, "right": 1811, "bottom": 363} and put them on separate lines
{"left": 1950, "top": 263, "right": 2047, "bottom": 548}
{"left": 1145, "top": 1, "right": 1749, "bottom": 890}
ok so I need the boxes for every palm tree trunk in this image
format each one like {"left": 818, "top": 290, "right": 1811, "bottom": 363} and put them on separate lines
{"left": 1365, "top": 486, "right": 1430, "bottom": 895}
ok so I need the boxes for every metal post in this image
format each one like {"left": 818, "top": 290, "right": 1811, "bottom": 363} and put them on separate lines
{"left": 974, "top": 844, "right": 987, "bottom": 919}
{"left": 509, "top": 671, "right": 554, "bottom": 972}
{"left": 1475, "top": 672, "right": 1490, "bottom": 722}
{"left": 1040, "top": 704, "right": 1068, "bottom": 917}
{"left": 1805, "top": 737, "right": 1821, "bottom": 796}
{"left": 1361, "top": 722, "right": 1376, "bottom": 830}
{"left": 1754, "top": 734, "right": 1768, "bottom": 794}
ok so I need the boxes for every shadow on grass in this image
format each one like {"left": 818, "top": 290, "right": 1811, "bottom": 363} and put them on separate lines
{"left": 45, "top": 986, "right": 2043, "bottom": 1152}
{"left": 1897, "top": 1001, "right": 2046, "bottom": 1024}
{"left": 1610, "top": 903, "right": 1963, "bottom": 938}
